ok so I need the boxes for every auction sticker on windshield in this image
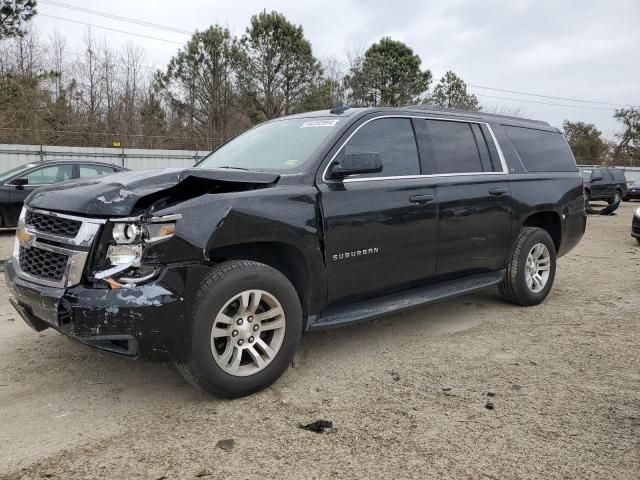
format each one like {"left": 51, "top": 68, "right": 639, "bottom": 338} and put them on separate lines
{"left": 300, "top": 119, "right": 340, "bottom": 128}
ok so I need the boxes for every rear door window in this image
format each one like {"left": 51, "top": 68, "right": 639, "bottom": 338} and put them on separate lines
{"left": 79, "top": 164, "right": 117, "bottom": 178}
{"left": 503, "top": 126, "right": 576, "bottom": 172}
{"left": 422, "top": 120, "right": 485, "bottom": 174}
{"left": 342, "top": 118, "right": 420, "bottom": 177}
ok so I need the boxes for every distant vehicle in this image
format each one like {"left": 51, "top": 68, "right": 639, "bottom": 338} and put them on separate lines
{"left": 623, "top": 170, "right": 640, "bottom": 201}
{"left": 633, "top": 207, "right": 640, "bottom": 244}
{"left": 0, "top": 161, "right": 128, "bottom": 227}
{"left": 627, "top": 180, "right": 640, "bottom": 201}
{"left": 579, "top": 167, "right": 627, "bottom": 204}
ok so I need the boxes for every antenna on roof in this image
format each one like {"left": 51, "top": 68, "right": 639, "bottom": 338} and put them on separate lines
{"left": 330, "top": 100, "right": 350, "bottom": 115}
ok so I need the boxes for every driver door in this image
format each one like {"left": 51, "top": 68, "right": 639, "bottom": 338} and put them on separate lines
{"left": 317, "top": 117, "right": 438, "bottom": 305}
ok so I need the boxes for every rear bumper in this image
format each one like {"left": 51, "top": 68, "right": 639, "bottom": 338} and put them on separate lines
{"left": 5, "top": 258, "right": 209, "bottom": 361}
{"left": 626, "top": 190, "right": 640, "bottom": 200}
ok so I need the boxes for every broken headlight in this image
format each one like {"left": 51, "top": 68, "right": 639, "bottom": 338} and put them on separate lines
{"left": 95, "top": 215, "right": 180, "bottom": 287}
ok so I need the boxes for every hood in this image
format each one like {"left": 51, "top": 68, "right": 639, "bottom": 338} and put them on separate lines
{"left": 27, "top": 168, "right": 280, "bottom": 217}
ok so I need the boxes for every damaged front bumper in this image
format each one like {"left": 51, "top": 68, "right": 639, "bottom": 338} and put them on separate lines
{"left": 5, "top": 258, "right": 206, "bottom": 362}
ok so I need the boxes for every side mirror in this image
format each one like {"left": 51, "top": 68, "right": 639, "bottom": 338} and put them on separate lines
{"left": 591, "top": 175, "right": 602, "bottom": 182}
{"left": 11, "top": 178, "right": 29, "bottom": 188}
{"left": 330, "top": 152, "right": 383, "bottom": 179}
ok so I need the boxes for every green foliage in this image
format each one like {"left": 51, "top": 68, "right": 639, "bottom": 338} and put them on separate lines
{"left": 562, "top": 120, "right": 607, "bottom": 163}
{"left": 0, "top": 0, "right": 36, "bottom": 39}
{"left": 345, "top": 37, "right": 431, "bottom": 107}
{"left": 156, "top": 25, "right": 246, "bottom": 145}
{"left": 429, "top": 70, "right": 480, "bottom": 111}
{"left": 613, "top": 108, "right": 640, "bottom": 166}
{"left": 240, "top": 10, "right": 322, "bottom": 119}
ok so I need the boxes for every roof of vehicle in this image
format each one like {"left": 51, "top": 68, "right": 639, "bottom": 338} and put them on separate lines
{"left": 282, "top": 105, "right": 556, "bottom": 131}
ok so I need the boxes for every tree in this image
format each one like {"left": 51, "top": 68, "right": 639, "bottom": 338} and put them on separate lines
{"left": 344, "top": 37, "right": 431, "bottom": 107}
{"left": 156, "top": 25, "right": 246, "bottom": 147}
{"left": 429, "top": 70, "right": 480, "bottom": 111}
{"left": 240, "top": 10, "right": 322, "bottom": 119}
{"left": 562, "top": 120, "right": 607, "bottom": 163}
{"left": 613, "top": 108, "right": 640, "bottom": 166}
{"left": 0, "top": 0, "right": 36, "bottom": 39}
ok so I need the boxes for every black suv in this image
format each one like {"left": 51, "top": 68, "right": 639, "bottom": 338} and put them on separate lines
{"left": 579, "top": 166, "right": 627, "bottom": 204}
{"left": 5, "top": 106, "right": 586, "bottom": 397}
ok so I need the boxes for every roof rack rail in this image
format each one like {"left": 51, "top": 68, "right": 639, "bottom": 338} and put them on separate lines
{"left": 403, "top": 104, "right": 548, "bottom": 126}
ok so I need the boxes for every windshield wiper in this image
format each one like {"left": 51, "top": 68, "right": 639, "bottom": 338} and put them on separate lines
{"left": 215, "top": 165, "right": 251, "bottom": 171}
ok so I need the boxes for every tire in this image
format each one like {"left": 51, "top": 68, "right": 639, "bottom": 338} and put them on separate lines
{"left": 584, "top": 189, "right": 591, "bottom": 203}
{"left": 177, "top": 260, "right": 302, "bottom": 398}
{"left": 608, "top": 190, "right": 622, "bottom": 205}
{"left": 498, "top": 227, "right": 557, "bottom": 306}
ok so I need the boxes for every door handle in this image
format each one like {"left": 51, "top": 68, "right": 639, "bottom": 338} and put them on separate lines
{"left": 409, "top": 194, "right": 434, "bottom": 204}
{"left": 489, "top": 188, "right": 508, "bottom": 196}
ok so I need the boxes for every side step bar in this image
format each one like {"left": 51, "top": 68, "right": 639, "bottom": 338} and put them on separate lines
{"left": 309, "top": 270, "right": 505, "bottom": 330}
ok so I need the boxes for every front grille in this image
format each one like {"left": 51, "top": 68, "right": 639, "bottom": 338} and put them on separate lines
{"left": 26, "top": 210, "right": 82, "bottom": 238}
{"left": 633, "top": 216, "right": 640, "bottom": 236}
{"left": 19, "top": 246, "right": 69, "bottom": 281}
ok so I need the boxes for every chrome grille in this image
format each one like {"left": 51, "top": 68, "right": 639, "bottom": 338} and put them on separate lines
{"left": 26, "top": 210, "right": 82, "bottom": 237}
{"left": 15, "top": 208, "right": 105, "bottom": 288}
{"left": 19, "top": 245, "right": 68, "bottom": 281}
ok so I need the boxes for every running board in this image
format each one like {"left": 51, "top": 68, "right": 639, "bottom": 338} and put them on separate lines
{"left": 309, "top": 270, "right": 505, "bottom": 330}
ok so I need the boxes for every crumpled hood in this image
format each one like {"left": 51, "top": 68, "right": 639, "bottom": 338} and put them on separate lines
{"left": 26, "top": 167, "right": 280, "bottom": 217}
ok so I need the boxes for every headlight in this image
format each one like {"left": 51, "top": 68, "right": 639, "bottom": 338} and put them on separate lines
{"left": 635, "top": 207, "right": 640, "bottom": 218}
{"left": 107, "top": 244, "right": 142, "bottom": 266}
{"left": 112, "top": 223, "right": 142, "bottom": 244}
{"left": 94, "top": 215, "right": 180, "bottom": 286}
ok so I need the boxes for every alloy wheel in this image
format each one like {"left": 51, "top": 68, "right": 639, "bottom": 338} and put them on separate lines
{"left": 210, "top": 289, "right": 286, "bottom": 376}
{"left": 525, "top": 243, "right": 551, "bottom": 293}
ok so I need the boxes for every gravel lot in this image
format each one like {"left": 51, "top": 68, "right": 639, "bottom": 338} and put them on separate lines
{"left": 1, "top": 202, "right": 639, "bottom": 480}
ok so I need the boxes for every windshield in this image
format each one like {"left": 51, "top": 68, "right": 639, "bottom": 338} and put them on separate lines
{"left": 0, "top": 163, "right": 36, "bottom": 183}
{"left": 197, "top": 118, "right": 340, "bottom": 172}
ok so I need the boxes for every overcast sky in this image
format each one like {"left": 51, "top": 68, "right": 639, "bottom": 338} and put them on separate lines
{"left": 33, "top": 0, "right": 640, "bottom": 140}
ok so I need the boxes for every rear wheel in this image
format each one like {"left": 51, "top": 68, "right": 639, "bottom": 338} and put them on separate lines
{"left": 177, "top": 260, "right": 302, "bottom": 398}
{"left": 498, "top": 227, "right": 557, "bottom": 306}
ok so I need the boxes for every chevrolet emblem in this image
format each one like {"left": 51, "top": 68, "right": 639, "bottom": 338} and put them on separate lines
{"left": 16, "top": 227, "right": 34, "bottom": 245}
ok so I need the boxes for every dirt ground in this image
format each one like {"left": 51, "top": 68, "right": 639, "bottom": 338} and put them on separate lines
{"left": 0, "top": 202, "right": 639, "bottom": 480}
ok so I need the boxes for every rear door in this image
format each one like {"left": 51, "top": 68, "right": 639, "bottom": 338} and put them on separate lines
{"left": 7, "top": 164, "right": 74, "bottom": 224}
{"left": 318, "top": 116, "right": 438, "bottom": 304}
{"left": 416, "top": 119, "right": 513, "bottom": 276}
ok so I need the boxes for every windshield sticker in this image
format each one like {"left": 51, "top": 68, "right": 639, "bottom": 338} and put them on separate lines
{"left": 284, "top": 159, "right": 299, "bottom": 166}
{"left": 300, "top": 119, "right": 340, "bottom": 128}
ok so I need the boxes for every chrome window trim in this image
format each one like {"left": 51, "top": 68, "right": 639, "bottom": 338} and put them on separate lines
{"left": 321, "top": 114, "right": 509, "bottom": 184}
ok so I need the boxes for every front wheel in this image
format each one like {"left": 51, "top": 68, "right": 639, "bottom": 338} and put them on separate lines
{"left": 498, "top": 227, "right": 557, "bottom": 306}
{"left": 177, "top": 260, "right": 302, "bottom": 398}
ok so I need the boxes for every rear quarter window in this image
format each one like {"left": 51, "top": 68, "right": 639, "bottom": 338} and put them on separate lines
{"left": 610, "top": 169, "right": 627, "bottom": 182}
{"left": 503, "top": 126, "right": 577, "bottom": 172}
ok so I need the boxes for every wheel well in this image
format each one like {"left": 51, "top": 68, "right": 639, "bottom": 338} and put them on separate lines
{"left": 523, "top": 212, "right": 561, "bottom": 252}
{"left": 208, "top": 242, "right": 310, "bottom": 312}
